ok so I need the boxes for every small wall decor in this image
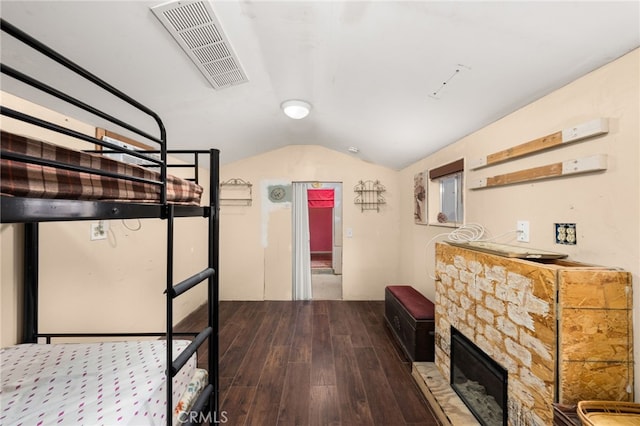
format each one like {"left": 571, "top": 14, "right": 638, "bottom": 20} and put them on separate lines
{"left": 267, "top": 184, "right": 291, "bottom": 203}
{"left": 220, "top": 178, "right": 252, "bottom": 206}
{"left": 354, "top": 180, "right": 386, "bottom": 212}
{"left": 414, "top": 171, "right": 427, "bottom": 224}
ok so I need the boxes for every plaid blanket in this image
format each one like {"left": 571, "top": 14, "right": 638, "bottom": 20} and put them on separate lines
{"left": 1, "top": 131, "right": 203, "bottom": 205}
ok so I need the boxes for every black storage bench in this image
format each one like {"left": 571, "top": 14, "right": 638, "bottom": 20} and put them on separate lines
{"left": 384, "top": 285, "right": 435, "bottom": 362}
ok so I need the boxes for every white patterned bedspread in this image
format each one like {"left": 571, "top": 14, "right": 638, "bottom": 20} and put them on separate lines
{"left": 0, "top": 340, "right": 196, "bottom": 425}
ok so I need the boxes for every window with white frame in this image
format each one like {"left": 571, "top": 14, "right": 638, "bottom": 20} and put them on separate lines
{"left": 428, "top": 159, "right": 464, "bottom": 226}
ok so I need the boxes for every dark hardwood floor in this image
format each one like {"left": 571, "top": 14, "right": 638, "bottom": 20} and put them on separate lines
{"left": 176, "top": 300, "right": 440, "bottom": 426}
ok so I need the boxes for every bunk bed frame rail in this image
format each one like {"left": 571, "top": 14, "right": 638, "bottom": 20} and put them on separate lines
{"left": 1, "top": 18, "right": 168, "bottom": 193}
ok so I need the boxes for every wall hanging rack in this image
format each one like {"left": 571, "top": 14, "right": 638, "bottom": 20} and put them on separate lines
{"left": 354, "top": 180, "right": 386, "bottom": 212}
{"left": 220, "top": 178, "right": 252, "bottom": 206}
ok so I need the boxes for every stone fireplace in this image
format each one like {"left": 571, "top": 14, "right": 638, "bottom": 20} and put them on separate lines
{"left": 433, "top": 242, "right": 634, "bottom": 426}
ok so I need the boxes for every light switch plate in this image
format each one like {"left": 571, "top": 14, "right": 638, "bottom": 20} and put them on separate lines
{"left": 517, "top": 220, "right": 530, "bottom": 242}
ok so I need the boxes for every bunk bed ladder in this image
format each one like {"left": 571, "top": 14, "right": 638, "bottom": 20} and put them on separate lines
{"left": 165, "top": 148, "right": 220, "bottom": 425}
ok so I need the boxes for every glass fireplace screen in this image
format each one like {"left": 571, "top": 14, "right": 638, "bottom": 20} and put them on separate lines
{"left": 450, "top": 327, "right": 508, "bottom": 426}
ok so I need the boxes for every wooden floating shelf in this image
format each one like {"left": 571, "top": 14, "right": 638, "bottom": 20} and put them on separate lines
{"left": 469, "top": 154, "right": 607, "bottom": 189}
{"left": 469, "top": 118, "right": 609, "bottom": 170}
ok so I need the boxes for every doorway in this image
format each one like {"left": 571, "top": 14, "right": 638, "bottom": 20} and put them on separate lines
{"left": 292, "top": 182, "right": 342, "bottom": 300}
{"left": 309, "top": 206, "right": 333, "bottom": 272}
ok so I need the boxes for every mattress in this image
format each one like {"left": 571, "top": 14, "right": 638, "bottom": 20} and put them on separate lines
{"left": 0, "top": 340, "right": 200, "bottom": 425}
{"left": 0, "top": 131, "right": 203, "bottom": 205}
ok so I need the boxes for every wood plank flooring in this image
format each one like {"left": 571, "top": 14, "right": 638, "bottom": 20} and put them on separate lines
{"left": 177, "top": 301, "right": 440, "bottom": 426}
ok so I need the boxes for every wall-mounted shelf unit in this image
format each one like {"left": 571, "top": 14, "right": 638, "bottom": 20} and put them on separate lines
{"left": 354, "top": 180, "right": 386, "bottom": 212}
{"left": 469, "top": 118, "right": 609, "bottom": 170}
{"left": 220, "top": 178, "right": 252, "bottom": 206}
{"left": 468, "top": 154, "right": 607, "bottom": 189}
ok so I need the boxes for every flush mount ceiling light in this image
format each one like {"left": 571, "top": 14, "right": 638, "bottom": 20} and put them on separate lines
{"left": 281, "top": 99, "right": 311, "bottom": 119}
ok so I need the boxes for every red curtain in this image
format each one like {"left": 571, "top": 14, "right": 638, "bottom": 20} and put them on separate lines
{"left": 307, "top": 189, "right": 334, "bottom": 208}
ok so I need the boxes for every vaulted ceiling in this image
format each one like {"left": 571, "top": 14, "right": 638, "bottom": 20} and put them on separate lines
{"left": 1, "top": 1, "right": 638, "bottom": 170}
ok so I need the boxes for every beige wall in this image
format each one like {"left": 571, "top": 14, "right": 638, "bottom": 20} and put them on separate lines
{"left": 399, "top": 48, "right": 640, "bottom": 398}
{"left": 0, "top": 92, "right": 208, "bottom": 347}
{"left": 219, "top": 144, "right": 400, "bottom": 301}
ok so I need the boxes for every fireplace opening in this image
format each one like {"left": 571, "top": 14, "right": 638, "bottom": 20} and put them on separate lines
{"left": 450, "top": 327, "right": 508, "bottom": 426}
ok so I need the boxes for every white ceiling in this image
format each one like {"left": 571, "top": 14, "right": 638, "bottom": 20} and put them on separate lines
{"left": 1, "top": 1, "right": 639, "bottom": 170}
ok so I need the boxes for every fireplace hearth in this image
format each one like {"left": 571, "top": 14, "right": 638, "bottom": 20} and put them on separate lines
{"left": 450, "top": 327, "right": 507, "bottom": 426}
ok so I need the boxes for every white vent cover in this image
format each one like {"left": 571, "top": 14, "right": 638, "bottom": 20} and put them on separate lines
{"left": 151, "top": 0, "right": 248, "bottom": 89}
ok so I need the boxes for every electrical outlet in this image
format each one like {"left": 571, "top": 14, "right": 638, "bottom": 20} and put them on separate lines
{"left": 555, "top": 223, "right": 576, "bottom": 245}
{"left": 90, "top": 221, "right": 108, "bottom": 241}
{"left": 516, "top": 220, "right": 530, "bottom": 242}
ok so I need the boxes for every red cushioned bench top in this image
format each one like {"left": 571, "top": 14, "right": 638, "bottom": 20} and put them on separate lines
{"left": 386, "top": 285, "right": 435, "bottom": 320}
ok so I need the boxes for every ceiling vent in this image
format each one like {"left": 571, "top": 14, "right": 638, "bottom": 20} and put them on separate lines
{"left": 151, "top": 0, "right": 248, "bottom": 90}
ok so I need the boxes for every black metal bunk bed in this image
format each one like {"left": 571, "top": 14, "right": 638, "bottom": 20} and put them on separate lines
{"left": 0, "top": 19, "right": 219, "bottom": 425}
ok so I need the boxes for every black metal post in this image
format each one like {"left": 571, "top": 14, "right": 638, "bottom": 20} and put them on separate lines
{"left": 209, "top": 149, "right": 220, "bottom": 420}
{"left": 23, "top": 223, "right": 38, "bottom": 343}
{"left": 166, "top": 204, "right": 175, "bottom": 424}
